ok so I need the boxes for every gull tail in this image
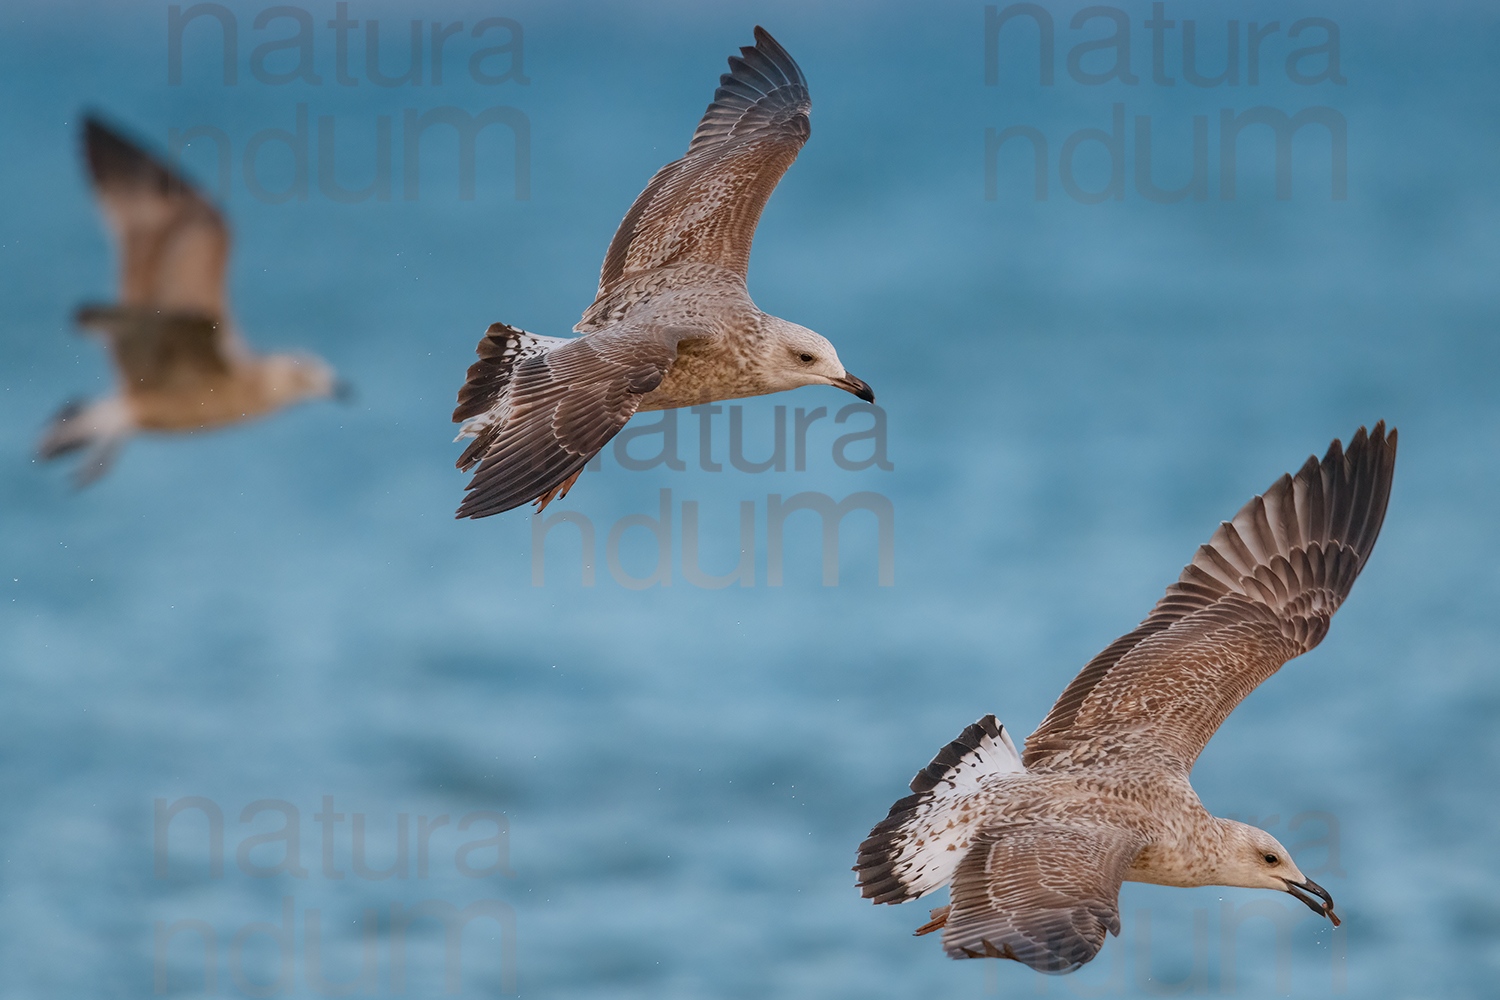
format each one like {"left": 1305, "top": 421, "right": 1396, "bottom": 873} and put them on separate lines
{"left": 452, "top": 322, "right": 570, "bottom": 472}
{"left": 38, "top": 397, "right": 133, "bottom": 487}
{"left": 855, "top": 715, "right": 1025, "bottom": 905}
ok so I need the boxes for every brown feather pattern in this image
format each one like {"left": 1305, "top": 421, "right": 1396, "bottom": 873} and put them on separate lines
{"left": 578, "top": 26, "right": 809, "bottom": 331}
{"left": 76, "top": 308, "right": 229, "bottom": 391}
{"left": 855, "top": 425, "right": 1397, "bottom": 974}
{"left": 943, "top": 825, "right": 1146, "bottom": 971}
{"left": 454, "top": 324, "right": 696, "bottom": 518}
{"left": 1024, "top": 422, "right": 1397, "bottom": 769}
{"left": 453, "top": 29, "right": 816, "bottom": 515}
{"left": 452, "top": 323, "right": 560, "bottom": 425}
{"left": 84, "top": 115, "right": 230, "bottom": 320}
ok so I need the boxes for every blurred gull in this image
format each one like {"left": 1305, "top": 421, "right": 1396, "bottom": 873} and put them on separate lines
{"left": 38, "top": 115, "right": 345, "bottom": 485}
{"left": 856, "top": 424, "right": 1398, "bottom": 972}
{"left": 451, "top": 27, "right": 873, "bottom": 518}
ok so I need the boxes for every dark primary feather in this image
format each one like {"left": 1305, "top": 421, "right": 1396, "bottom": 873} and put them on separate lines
{"left": 579, "top": 27, "right": 810, "bottom": 330}
{"left": 453, "top": 323, "right": 552, "bottom": 424}
{"left": 1023, "top": 423, "right": 1397, "bottom": 770}
{"left": 84, "top": 116, "right": 196, "bottom": 202}
{"left": 82, "top": 114, "right": 230, "bottom": 318}
{"left": 855, "top": 716, "right": 1005, "bottom": 904}
{"left": 682, "top": 26, "right": 807, "bottom": 161}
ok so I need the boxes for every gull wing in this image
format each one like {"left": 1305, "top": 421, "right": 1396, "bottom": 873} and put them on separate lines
{"left": 1023, "top": 423, "right": 1397, "bottom": 772}
{"left": 75, "top": 307, "right": 230, "bottom": 392}
{"left": 942, "top": 824, "right": 1146, "bottom": 972}
{"left": 83, "top": 115, "right": 231, "bottom": 321}
{"left": 453, "top": 324, "right": 704, "bottom": 518}
{"left": 578, "top": 27, "right": 810, "bottom": 329}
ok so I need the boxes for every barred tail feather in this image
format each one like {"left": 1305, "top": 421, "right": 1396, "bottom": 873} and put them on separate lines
{"left": 452, "top": 323, "right": 571, "bottom": 473}
{"left": 37, "top": 397, "right": 132, "bottom": 487}
{"left": 855, "top": 715, "right": 1024, "bottom": 904}
{"left": 452, "top": 323, "right": 569, "bottom": 424}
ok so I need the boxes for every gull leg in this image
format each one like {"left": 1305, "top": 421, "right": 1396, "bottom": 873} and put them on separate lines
{"left": 534, "top": 468, "right": 585, "bottom": 513}
{"left": 914, "top": 905, "right": 950, "bottom": 936}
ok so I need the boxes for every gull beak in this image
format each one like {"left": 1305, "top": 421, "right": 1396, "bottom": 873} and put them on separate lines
{"left": 332, "top": 379, "right": 357, "bottom": 404}
{"left": 833, "top": 372, "right": 876, "bottom": 403}
{"left": 1283, "top": 877, "right": 1340, "bottom": 927}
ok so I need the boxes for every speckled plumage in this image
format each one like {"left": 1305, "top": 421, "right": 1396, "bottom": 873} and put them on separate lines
{"left": 856, "top": 424, "right": 1396, "bottom": 972}
{"left": 451, "top": 28, "right": 872, "bottom": 519}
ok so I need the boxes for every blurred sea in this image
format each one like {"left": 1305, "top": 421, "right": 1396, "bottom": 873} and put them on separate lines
{"left": 1, "top": 2, "right": 1497, "bottom": 997}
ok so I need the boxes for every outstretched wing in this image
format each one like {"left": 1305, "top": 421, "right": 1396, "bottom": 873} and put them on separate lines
{"left": 76, "top": 307, "right": 229, "bottom": 392}
{"left": 83, "top": 115, "right": 230, "bottom": 319}
{"left": 580, "top": 26, "right": 809, "bottom": 325}
{"left": 943, "top": 825, "right": 1145, "bottom": 972}
{"left": 1023, "top": 423, "right": 1397, "bottom": 771}
{"left": 454, "top": 325, "right": 700, "bottom": 519}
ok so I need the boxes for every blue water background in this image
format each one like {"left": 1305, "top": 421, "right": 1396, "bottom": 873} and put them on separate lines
{"left": 0, "top": 1, "right": 1497, "bottom": 997}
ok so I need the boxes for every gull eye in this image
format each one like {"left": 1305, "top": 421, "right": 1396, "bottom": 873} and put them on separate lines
{"left": 798, "top": 352, "right": 814, "bottom": 363}
{"left": 1264, "top": 853, "right": 1279, "bottom": 865}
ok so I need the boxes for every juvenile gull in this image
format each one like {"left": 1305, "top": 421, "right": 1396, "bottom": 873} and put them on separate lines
{"left": 451, "top": 27, "right": 873, "bottom": 518}
{"left": 38, "top": 115, "right": 344, "bottom": 485}
{"left": 856, "top": 424, "right": 1397, "bottom": 972}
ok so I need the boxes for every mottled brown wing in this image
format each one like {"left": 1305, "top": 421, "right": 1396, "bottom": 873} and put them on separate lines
{"left": 1023, "top": 424, "right": 1397, "bottom": 771}
{"left": 84, "top": 115, "right": 230, "bottom": 319}
{"left": 943, "top": 825, "right": 1145, "bottom": 972}
{"left": 81, "top": 309, "right": 230, "bottom": 391}
{"left": 454, "top": 325, "right": 701, "bottom": 519}
{"left": 579, "top": 27, "right": 809, "bottom": 325}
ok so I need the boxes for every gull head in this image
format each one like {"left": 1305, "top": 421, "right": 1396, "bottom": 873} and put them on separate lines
{"left": 262, "top": 353, "right": 350, "bottom": 405}
{"left": 764, "top": 319, "right": 874, "bottom": 402}
{"left": 1220, "top": 820, "right": 1340, "bottom": 926}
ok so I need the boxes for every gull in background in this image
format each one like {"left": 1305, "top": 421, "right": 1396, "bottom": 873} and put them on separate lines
{"left": 39, "top": 115, "right": 344, "bottom": 485}
{"left": 856, "top": 424, "right": 1397, "bottom": 972}
{"left": 451, "top": 27, "right": 873, "bottom": 518}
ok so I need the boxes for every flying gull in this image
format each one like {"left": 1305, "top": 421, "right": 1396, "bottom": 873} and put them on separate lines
{"left": 855, "top": 423, "right": 1397, "bottom": 972}
{"left": 451, "top": 27, "right": 873, "bottom": 518}
{"left": 38, "top": 115, "right": 344, "bottom": 485}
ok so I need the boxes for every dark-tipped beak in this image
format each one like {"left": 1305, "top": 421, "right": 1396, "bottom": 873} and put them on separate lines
{"left": 1283, "top": 877, "right": 1340, "bottom": 927}
{"left": 332, "top": 379, "right": 357, "bottom": 404}
{"left": 833, "top": 372, "right": 875, "bottom": 403}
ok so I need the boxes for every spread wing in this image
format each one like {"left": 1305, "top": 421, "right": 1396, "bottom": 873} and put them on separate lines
{"left": 942, "top": 825, "right": 1145, "bottom": 972}
{"left": 83, "top": 115, "right": 231, "bottom": 319}
{"left": 580, "top": 26, "right": 809, "bottom": 324}
{"left": 453, "top": 325, "right": 700, "bottom": 519}
{"left": 1023, "top": 423, "right": 1397, "bottom": 771}
{"left": 76, "top": 307, "right": 230, "bottom": 392}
